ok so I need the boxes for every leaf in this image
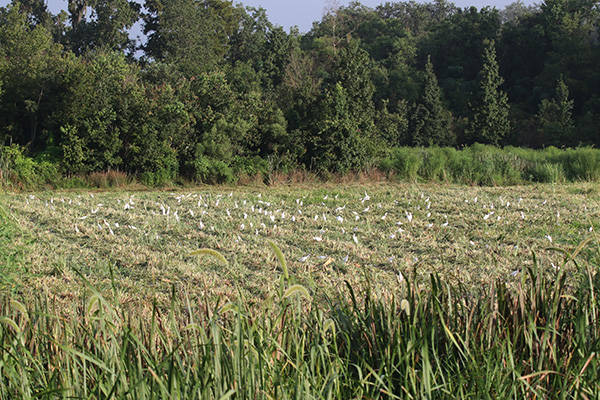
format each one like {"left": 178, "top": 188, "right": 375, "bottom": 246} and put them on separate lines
{"left": 268, "top": 241, "right": 288, "bottom": 280}
{"left": 219, "top": 303, "right": 238, "bottom": 314}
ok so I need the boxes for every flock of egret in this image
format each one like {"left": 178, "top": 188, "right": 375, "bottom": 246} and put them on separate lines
{"left": 13, "top": 186, "right": 595, "bottom": 283}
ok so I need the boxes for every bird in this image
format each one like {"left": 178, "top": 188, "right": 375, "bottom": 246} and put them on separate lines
{"left": 299, "top": 254, "right": 311, "bottom": 262}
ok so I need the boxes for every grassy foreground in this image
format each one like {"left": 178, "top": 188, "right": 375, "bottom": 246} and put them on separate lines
{"left": 1, "top": 183, "right": 600, "bottom": 398}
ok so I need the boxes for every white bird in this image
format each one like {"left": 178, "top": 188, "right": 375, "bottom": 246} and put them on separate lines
{"left": 299, "top": 254, "right": 311, "bottom": 262}
{"left": 313, "top": 236, "right": 323, "bottom": 242}
{"left": 104, "top": 220, "right": 114, "bottom": 235}
{"left": 397, "top": 271, "right": 404, "bottom": 283}
{"left": 545, "top": 235, "right": 553, "bottom": 243}
{"left": 352, "top": 234, "right": 358, "bottom": 244}
{"left": 361, "top": 191, "right": 370, "bottom": 203}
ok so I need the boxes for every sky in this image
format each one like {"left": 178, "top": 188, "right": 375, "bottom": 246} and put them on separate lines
{"left": 1, "top": 0, "right": 538, "bottom": 34}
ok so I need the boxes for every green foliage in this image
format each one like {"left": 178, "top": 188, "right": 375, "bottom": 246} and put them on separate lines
{"left": 1, "top": 239, "right": 600, "bottom": 397}
{"left": 0, "top": 3, "right": 65, "bottom": 147}
{"left": 411, "top": 56, "right": 454, "bottom": 146}
{"left": 65, "top": 0, "right": 141, "bottom": 55}
{"left": 383, "top": 144, "right": 600, "bottom": 185}
{"left": 143, "top": 0, "right": 237, "bottom": 76}
{"left": 0, "top": 144, "right": 61, "bottom": 188}
{"left": 537, "top": 75, "right": 574, "bottom": 146}
{"left": 308, "top": 83, "right": 367, "bottom": 173}
{"left": 1, "top": 0, "right": 600, "bottom": 184}
{"left": 471, "top": 39, "right": 511, "bottom": 145}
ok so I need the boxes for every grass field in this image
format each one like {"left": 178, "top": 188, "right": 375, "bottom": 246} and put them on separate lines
{"left": 2, "top": 182, "right": 599, "bottom": 303}
{"left": 1, "top": 182, "right": 600, "bottom": 398}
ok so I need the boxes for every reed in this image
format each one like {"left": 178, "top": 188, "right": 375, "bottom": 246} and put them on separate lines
{"left": 1, "top": 240, "right": 599, "bottom": 398}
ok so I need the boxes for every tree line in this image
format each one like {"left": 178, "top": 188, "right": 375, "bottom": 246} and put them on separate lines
{"left": 0, "top": 0, "right": 599, "bottom": 184}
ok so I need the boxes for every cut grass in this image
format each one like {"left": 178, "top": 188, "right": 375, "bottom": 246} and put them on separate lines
{"left": 2, "top": 183, "right": 599, "bottom": 307}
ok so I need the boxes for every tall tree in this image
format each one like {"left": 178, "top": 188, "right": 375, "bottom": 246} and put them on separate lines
{"left": 537, "top": 75, "right": 574, "bottom": 146}
{"left": 0, "top": 4, "right": 64, "bottom": 148}
{"left": 65, "top": 0, "right": 141, "bottom": 55}
{"left": 143, "top": 0, "right": 237, "bottom": 77}
{"left": 411, "top": 56, "right": 453, "bottom": 146}
{"left": 307, "top": 82, "right": 365, "bottom": 172}
{"left": 471, "top": 39, "right": 510, "bottom": 145}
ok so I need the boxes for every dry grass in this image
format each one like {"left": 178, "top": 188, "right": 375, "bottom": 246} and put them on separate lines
{"left": 1, "top": 182, "right": 599, "bottom": 312}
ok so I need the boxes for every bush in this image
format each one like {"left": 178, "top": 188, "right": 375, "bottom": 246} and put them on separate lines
{"left": 0, "top": 145, "right": 63, "bottom": 189}
{"left": 384, "top": 144, "right": 600, "bottom": 185}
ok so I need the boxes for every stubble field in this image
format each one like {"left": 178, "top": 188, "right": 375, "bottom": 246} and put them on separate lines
{"left": 3, "top": 182, "right": 599, "bottom": 306}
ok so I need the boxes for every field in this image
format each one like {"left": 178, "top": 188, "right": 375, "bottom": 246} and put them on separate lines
{"left": 2, "top": 182, "right": 599, "bottom": 302}
{"left": 1, "top": 182, "right": 600, "bottom": 398}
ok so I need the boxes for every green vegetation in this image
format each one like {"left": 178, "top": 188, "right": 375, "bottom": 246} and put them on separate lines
{"left": 1, "top": 233, "right": 599, "bottom": 397}
{"left": 381, "top": 144, "right": 600, "bottom": 185}
{"left": 2, "top": 183, "right": 600, "bottom": 396}
{"left": 2, "top": 0, "right": 600, "bottom": 395}
{"left": 1, "top": 0, "right": 600, "bottom": 183}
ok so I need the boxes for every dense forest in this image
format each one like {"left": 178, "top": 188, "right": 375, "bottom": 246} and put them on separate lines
{"left": 0, "top": 0, "right": 599, "bottom": 185}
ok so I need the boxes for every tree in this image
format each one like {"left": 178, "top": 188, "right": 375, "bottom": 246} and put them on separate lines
{"left": 471, "top": 39, "right": 510, "bottom": 145}
{"left": 537, "top": 75, "right": 574, "bottom": 146}
{"left": 411, "top": 56, "right": 453, "bottom": 146}
{"left": 0, "top": 4, "right": 65, "bottom": 148}
{"left": 330, "top": 40, "right": 376, "bottom": 139}
{"left": 307, "top": 83, "right": 365, "bottom": 173}
{"left": 143, "top": 0, "right": 237, "bottom": 77}
{"left": 65, "top": 0, "right": 141, "bottom": 55}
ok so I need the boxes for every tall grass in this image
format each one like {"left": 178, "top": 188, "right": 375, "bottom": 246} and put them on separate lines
{"left": 1, "top": 241, "right": 599, "bottom": 398}
{"left": 382, "top": 144, "right": 600, "bottom": 185}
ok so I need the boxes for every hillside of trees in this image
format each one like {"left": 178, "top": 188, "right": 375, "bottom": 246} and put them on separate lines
{"left": 1, "top": 0, "right": 599, "bottom": 185}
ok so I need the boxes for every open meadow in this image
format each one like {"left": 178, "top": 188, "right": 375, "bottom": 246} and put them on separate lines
{"left": 1, "top": 182, "right": 600, "bottom": 398}
{"left": 2, "top": 182, "right": 600, "bottom": 303}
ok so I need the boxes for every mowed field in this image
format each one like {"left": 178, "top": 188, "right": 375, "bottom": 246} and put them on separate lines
{"left": 3, "top": 182, "right": 599, "bottom": 306}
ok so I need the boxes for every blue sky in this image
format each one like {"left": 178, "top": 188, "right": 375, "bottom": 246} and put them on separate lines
{"left": 2, "top": 0, "right": 538, "bottom": 33}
